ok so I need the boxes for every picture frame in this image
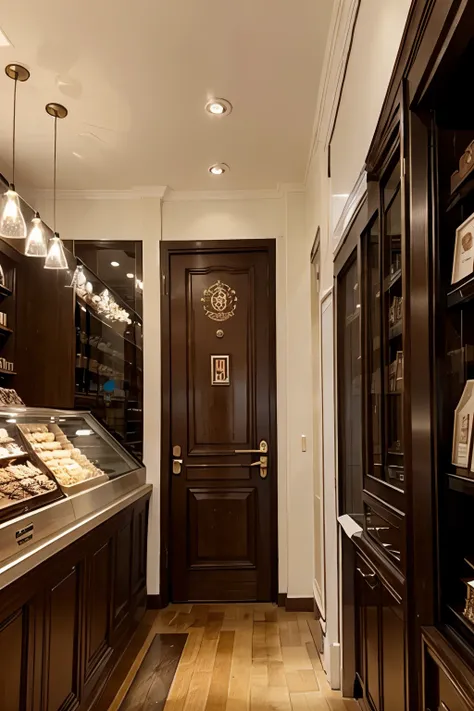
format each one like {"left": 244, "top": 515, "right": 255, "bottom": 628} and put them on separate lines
{"left": 452, "top": 211, "right": 474, "bottom": 284}
{"left": 453, "top": 380, "right": 474, "bottom": 468}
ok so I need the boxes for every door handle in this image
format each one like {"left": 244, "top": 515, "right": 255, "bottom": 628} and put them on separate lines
{"left": 172, "top": 458, "right": 183, "bottom": 475}
{"left": 249, "top": 455, "right": 268, "bottom": 478}
{"left": 235, "top": 440, "right": 268, "bottom": 454}
{"left": 356, "top": 567, "right": 378, "bottom": 589}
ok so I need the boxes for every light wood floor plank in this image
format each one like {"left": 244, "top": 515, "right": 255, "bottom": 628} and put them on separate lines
{"left": 285, "top": 671, "right": 320, "bottom": 693}
{"left": 183, "top": 671, "right": 212, "bottom": 711}
{"left": 290, "top": 692, "right": 329, "bottom": 711}
{"left": 107, "top": 605, "right": 358, "bottom": 711}
{"left": 206, "top": 631, "right": 235, "bottom": 711}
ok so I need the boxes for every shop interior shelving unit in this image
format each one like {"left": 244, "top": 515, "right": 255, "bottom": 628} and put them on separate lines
{"left": 74, "top": 260, "right": 143, "bottom": 460}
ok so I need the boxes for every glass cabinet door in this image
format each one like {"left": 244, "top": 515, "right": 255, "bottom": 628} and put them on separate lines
{"left": 366, "top": 217, "right": 383, "bottom": 482}
{"left": 364, "top": 153, "right": 405, "bottom": 493}
{"left": 338, "top": 252, "right": 363, "bottom": 514}
{"left": 383, "top": 160, "right": 404, "bottom": 488}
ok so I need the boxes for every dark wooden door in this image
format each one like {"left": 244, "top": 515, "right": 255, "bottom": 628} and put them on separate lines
{"left": 163, "top": 241, "right": 277, "bottom": 603}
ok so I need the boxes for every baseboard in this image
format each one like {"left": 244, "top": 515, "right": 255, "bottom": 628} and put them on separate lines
{"left": 285, "top": 597, "right": 314, "bottom": 612}
{"left": 278, "top": 593, "right": 287, "bottom": 607}
{"left": 147, "top": 594, "right": 163, "bottom": 609}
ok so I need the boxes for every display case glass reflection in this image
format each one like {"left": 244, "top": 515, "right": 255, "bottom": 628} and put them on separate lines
{"left": 73, "top": 260, "right": 143, "bottom": 460}
{"left": 0, "top": 408, "right": 141, "bottom": 514}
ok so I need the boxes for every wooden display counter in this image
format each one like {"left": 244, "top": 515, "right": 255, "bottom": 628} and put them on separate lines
{"left": 0, "top": 487, "right": 151, "bottom": 711}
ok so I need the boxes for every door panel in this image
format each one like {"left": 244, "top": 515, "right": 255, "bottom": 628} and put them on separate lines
{"left": 165, "top": 243, "right": 276, "bottom": 602}
{"left": 0, "top": 608, "right": 29, "bottom": 711}
{"left": 381, "top": 588, "right": 405, "bottom": 711}
{"left": 84, "top": 539, "right": 112, "bottom": 685}
{"left": 188, "top": 488, "right": 256, "bottom": 568}
{"left": 44, "top": 565, "right": 81, "bottom": 711}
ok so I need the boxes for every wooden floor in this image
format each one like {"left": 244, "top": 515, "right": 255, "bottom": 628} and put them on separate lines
{"left": 106, "top": 604, "right": 358, "bottom": 711}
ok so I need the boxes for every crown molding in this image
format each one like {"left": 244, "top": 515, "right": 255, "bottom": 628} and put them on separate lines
{"left": 34, "top": 183, "right": 306, "bottom": 204}
{"left": 35, "top": 186, "right": 168, "bottom": 201}
{"left": 305, "top": 0, "right": 361, "bottom": 178}
{"left": 164, "top": 188, "right": 285, "bottom": 202}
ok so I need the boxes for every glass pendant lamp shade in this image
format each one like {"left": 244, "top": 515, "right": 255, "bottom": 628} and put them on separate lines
{"left": 0, "top": 186, "right": 26, "bottom": 238}
{"left": 25, "top": 212, "right": 47, "bottom": 257}
{"left": 44, "top": 232, "right": 68, "bottom": 270}
{"left": 44, "top": 102, "right": 68, "bottom": 270}
{"left": 1, "top": 65, "right": 30, "bottom": 239}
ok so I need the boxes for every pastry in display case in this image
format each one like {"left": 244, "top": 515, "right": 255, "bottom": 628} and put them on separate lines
{"left": 0, "top": 406, "right": 145, "bottom": 533}
{"left": 0, "top": 405, "right": 147, "bottom": 588}
{"left": 18, "top": 421, "right": 108, "bottom": 493}
{"left": 0, "top": 420, "right": 62, "bottom": 522}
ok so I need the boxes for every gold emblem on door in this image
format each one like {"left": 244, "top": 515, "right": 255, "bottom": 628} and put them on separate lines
{"left": 211, "top": 355, "right": 230, "bottom": 385}
{"left": 201, "top": 280, "right": 238, "bottom": 322}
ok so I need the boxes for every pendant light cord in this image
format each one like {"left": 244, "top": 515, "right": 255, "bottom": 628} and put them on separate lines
{"left": 12, "top": 76, "right": 18, "bottom": 186}
{"left": 53, "top": 115, "right": 57, "bottom": 233}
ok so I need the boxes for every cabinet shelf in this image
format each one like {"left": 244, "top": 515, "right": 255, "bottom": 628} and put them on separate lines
{"left": 0, "top": 369, "right": 16, "bottom": 376}
{"left": 447, "top": 471, "right": 474, "bottom": 495}
{"left": 389, "top": 321, "right": 403, "bottom": 340}
{"left": 447, "top": 273, "right": 474, "bottom": 308}
{"left": 0, "top": 284, "right": 13, "bottom": 300}
{"left": 446, "top": 171, "right": 474, "bottom": 213}
{"left": 384, "top": 269, "right": 402, "bottom": 292}
{"left": 0, "top": 325, "right": 13, "bottom": 337}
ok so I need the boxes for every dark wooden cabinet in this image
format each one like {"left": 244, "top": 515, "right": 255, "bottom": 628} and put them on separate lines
{"left": 336, "top": 1, "right": 474, "bottom": 709}
{"left": 354, "top": 550, "right": 406, "bottom": 711}
{"left": 0, "top": 492, "right": 150, "bottom": 711}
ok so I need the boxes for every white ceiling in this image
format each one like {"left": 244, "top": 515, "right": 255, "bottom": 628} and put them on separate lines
{"left": 0, "top": 0, "right": 332, "bottom": 192}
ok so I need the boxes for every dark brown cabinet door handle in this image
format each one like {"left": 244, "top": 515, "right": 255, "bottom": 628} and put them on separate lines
{"left": 356, "top": 567, "right": 378, "bottom": 589}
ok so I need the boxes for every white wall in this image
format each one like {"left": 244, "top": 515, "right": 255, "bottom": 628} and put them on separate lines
{"left": 36, "top": 188, "right": 316, "bottom": 600}
{"left": 330, "top": 0, "right": 412, "bottom": 201}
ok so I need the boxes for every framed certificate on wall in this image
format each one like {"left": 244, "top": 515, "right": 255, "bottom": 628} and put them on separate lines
{"left": 452, "top": 212, "right": 474, "bottom": 284}
{"left": 453, "top": 380, "right": 474, "bottom": 468}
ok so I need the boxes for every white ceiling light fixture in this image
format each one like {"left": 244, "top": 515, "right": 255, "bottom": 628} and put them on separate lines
{"left": 205, "top": 98, "right": 232, "bottom": 117}
{"left": 111, "top": 261, "right": 120, "bottom": 267}
{"left": 0, "top": 64, "right": 30, "bottom": 239}
{"left": 126, "top": 272, "right": 134, "bottom": 279}
{"left": 209, "top": 163, "right": 229, "bottom": 176}
{"left": 44, "top": 102, "right": 69, "bottom": 270}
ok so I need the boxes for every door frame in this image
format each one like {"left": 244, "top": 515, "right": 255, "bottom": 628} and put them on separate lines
{"left": 159, "top": 239, "right": 278, "bottom": 606}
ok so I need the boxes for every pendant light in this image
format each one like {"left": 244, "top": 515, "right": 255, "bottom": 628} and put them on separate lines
{"left": 44, "top": 103, "right": 68, "bottom": 270}
{"left": 0, "top": 64, "right": 30, "bottom": 238}
{"left": 25, "top": 212, "right": 47, "bottom": 257}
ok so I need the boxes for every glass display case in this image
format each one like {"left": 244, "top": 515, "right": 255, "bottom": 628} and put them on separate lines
{"left": 73, "top": 259, "right": 143, "bottom": 460}
{"left": 0, "top": 406, "right": 144, "bottom": 528}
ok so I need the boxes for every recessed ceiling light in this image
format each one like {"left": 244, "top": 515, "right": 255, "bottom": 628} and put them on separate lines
{"left": 209, "top": 163, "right": 229, "bottom": 176}
{"left": 0, "top": 28, "right": 12, "bottom": 48}
{"left": 126, "top": 273, "right": 134, "bottom": 279}
{"left": 110, "top": 261, "right": 120, "bottom": 267}
{"left": 205, "top": 98, "right": 232, "bottom": 117}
